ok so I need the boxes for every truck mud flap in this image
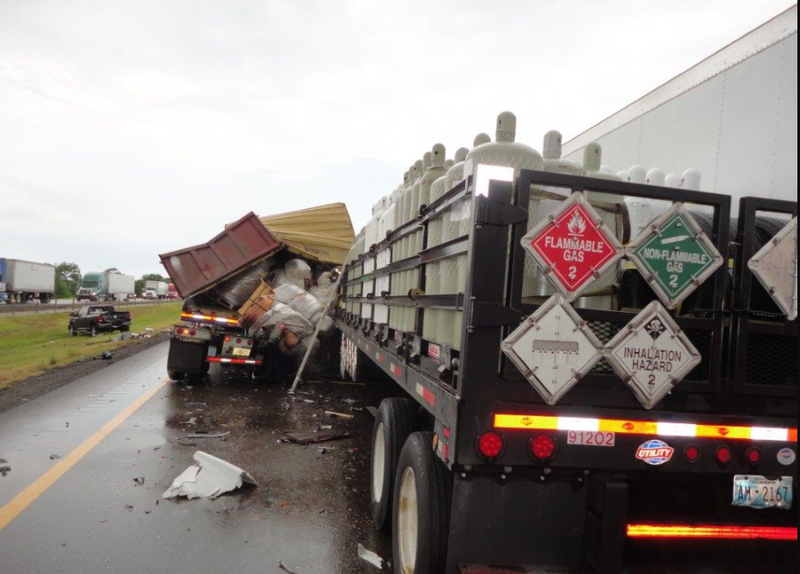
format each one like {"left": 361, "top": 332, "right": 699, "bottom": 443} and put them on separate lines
{"left": 446, "top": 473, "right": 588, "bottom": 573}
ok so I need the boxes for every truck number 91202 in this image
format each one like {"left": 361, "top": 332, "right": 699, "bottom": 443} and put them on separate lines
{"left": 567, "top": 431, "right": 616, "bottom": 447}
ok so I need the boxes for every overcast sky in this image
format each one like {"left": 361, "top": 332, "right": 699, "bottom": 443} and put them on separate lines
{"left": 0, "top": 0, "right": 793, "bottom": 278}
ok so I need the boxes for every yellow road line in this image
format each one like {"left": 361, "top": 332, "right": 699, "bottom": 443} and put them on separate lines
{"left": 0, "top": 377, "right": 170, "bottom": 533}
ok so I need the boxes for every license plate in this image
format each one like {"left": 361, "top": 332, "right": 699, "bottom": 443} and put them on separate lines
{"left": 567, "top": 431, "right": 616, "bottom": 447}
{"left": 733, "top": 475, "right": 793, "bottom": 510}
{"left": 231, "top": 346, "right": 251, "bottom": 357}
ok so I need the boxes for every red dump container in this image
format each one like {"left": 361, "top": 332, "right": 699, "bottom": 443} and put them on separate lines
{"left": 159, "top": 212, "right": 282, "bottom": 299}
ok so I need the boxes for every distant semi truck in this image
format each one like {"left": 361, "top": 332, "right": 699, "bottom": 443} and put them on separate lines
{"left": 77, "top": 269, "right": 135, "bottom": 302}
{"left": 0, "top": 258, "right": 56, "bottom": 304}
{"left": 143, "top": 280, "right": 169, "bottom": 300}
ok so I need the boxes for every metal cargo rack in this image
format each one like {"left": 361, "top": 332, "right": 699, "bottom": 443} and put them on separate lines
{"left": 335, "top": 169, "right": 787, "bottom": 464}
{"left": 729, "top": 196, "right": 797, "bottom": 399}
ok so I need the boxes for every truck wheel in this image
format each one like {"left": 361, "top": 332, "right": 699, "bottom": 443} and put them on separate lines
{"left": 168, "top": 370, "right": 186, "bottom": 381}
{"left": 90, "top": 326, "right": 97, "bottom": 337}
{"left": 68, "top": 324, "right": 77, "bottom": 337}
{"left": 393, "top": 432, "right": 451, "bottom": 574}
{"left": 372, "top": 398, "right": 418, "bottom": 531}
{"left": 120, "top": 326, "right": 130, "bottom": 332}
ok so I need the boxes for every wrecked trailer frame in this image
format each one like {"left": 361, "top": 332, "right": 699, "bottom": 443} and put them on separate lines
{"left": 335, "top": 170, "right": 798, "bottom": 574}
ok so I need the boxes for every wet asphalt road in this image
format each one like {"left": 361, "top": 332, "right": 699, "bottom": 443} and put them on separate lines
{"left": 0, "top": 342, "right": 395, "bottom": 574}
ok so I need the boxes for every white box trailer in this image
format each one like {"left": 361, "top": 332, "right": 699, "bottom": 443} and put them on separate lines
{"left": 1, "top": 259, "right": 56, "bottom": 303}
{"left": 562, "top": 5, "right": 797, "bottom": 206}
{"left": 106, "top": 272, "right": 135, "bottom": 300}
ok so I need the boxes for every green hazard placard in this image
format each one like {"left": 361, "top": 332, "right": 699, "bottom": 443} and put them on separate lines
{"left": 626, "top": 203, "right": 724, "bottom": 309}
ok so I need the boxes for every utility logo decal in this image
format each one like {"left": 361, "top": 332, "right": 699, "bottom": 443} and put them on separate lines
{"left": 636, "top": 439, "right": 674, "bottom": 466}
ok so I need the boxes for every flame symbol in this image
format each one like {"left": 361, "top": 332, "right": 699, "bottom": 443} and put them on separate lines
{"left": 568, "top": 211, "right": 587, "bottom": 236}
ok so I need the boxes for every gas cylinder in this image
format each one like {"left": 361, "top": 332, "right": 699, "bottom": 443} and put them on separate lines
{"left": 435, "top": 137, "right": 488, "bottom": 348}
{"left": 418, "top": 144, "right": 447, "bottom": 343}
{"left": 579, "top": 143, "right": 624, "bottom": 311}
{"left": 646, "top": 168, "right": 666, "bottom": 187}
{"left": 542, "top": 130, "right": 584, "bottom": 175}
{"left": 616, "top": 170, "right": 629, "bottom": 180}
{"left": 450, "top": 112, "right": 544, "bottom": 349}
{"left": 391, "top": 166, "right": 417, "bottom": 332}
{"left": 664, "top": 173, "right": 681, "bottom": 188}
{"left": 627, "top": 164, "right": 647, "bottom": 184}
{"left": 681, "top": 168, "right": 701, "bottom": 190}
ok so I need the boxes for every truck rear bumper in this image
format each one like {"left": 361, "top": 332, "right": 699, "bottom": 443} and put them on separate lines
{"left": 447, "top": 472, "right": 796, "bottom": 574}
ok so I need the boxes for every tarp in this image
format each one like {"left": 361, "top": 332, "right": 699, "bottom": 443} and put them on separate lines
{"left": 259, "top": 203, "right": 355, "bottom": 265}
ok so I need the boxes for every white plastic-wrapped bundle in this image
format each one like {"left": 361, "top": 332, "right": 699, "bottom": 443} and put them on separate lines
{"left": 273, "top": 259, "right": 312, "bottom": 289}
{"left": 273, "top": 283, "right": 334, "bottom": 332}
{"left": 309, "top": 271, "right": 336, "bottom": 305}
{"left": 247, "top": 300, "right": 314, "bottom": 340}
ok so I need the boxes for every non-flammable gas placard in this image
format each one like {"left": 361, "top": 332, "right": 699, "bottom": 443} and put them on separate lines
{"left": 522, "top": 192, "right": 623, "bottom": 301}
{"left": 501, "top": 294, "right": 603, "bottom": 405}
{"left": 626, "top": 203, "right": 724, "bottom": 309}
{"left": 605, "top": 301, "right": 702, "bottom": 410}
{"left": 748, "top": 217, "right": 798, "bottom": 321}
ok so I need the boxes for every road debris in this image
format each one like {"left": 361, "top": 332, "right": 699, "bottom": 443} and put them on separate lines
{"left": 49, "top": 454, "right": 61, "bottom": 460}
{"left": 0, "top": 458, "right": 10, "bottom": 477}
{"left": 284, "top": 430, "right": 356, "bottom": 445}
{"left": 366, "top": 406, "right": 379, "bottom": 419}
{"left": 278, "top": 561, "right": 300, "bottom": 574}
{"left": 186, "top": 431, "right": 231, "bottom": 439}
{"left": 162, "top": 451, "right": 257, "bottom": 500}
{"left": 133, "top": 477, "right": 145, "bottom": 486}
{"left": 357, "top": 544, "right": 385, "bottom": 569}
{"left": 324, "top": 410, "right": 354, "bottom": 420}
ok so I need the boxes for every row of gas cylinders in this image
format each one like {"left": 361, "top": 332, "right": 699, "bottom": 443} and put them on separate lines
{"left": 345, "top": 111, "right": 703, "bottom": 352}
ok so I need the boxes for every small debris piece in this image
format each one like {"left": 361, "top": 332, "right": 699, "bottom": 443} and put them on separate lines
{"left": 324, "top": 411, "right": 355, "bottom": 420}
{"left": 366, "top": 406, "right": 379, "bottom": 419}
{"left": 133, "top": 477, "right": 145, "bottom": 486}
{"left": 162, "top": 451, "right": 258, "bottom": 500}
{"left": 284, "top": 430, "right": 356, "bottom": 446}
{"left": 278, "top": 561, "right": 299, "bottom": 574}
{"left": 50, "top": 454, "right": 61, "bottom": 460}
{"left": 0, "top": 458, "right": 10, "bottom": 477}
{"left": 357, "top": 544, "right": 384, "bottom": 569}
{"left": 186, "top": 431, "right": 231, "bottom": 439}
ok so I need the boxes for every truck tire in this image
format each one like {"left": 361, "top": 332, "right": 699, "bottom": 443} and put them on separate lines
{"left": 90, "top": 326, "right": 97, "bottom": 337}
{"left": 68, "top": 324, "right": 77, "bottom": 336}
{"left": 392, "top": 432, "right": 451, "bottom": 574}
{"left": 120, "top": 325, "right": 130, "bottom": 332}
{"left": 168, "top": 370, "right": 186, "bottom": 381}
{"left": 372, "top": 398, "right": 418, "bottom": 531}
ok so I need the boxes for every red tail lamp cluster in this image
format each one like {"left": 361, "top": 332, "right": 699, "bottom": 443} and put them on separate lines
{"left": 477, "top": 431, "right": 505, "bottom": 461}
{"left": 745, "top": 446, "right": 762, "bottom": 465}
{"left": 684, "top": 445, "right": 701, "bottom": 463}
{"left": 530, "top": 434, "right": 557, "bottom": 462}
{"left": 715, "top": 445, "right": 733, "bottom": 466}
{"left": 176, "top": 327, "right": 197, "bottom": 336}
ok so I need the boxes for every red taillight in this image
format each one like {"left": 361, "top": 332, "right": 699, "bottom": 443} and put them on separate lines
{"left": 224, "top": 336, "right": 231, "bottom": 342}
{"left": 236, "top": 338, "right": 242, "bottom": 344}
{"left": 189, "top": 329, "right": 196, "bottom": 336}
{"left": 745, "top": 447, "right": 762, "bottom": 465}
{"left": 97, "top": 315, "right": 104, "bottom": 323}
{"left": 247, "top": 340, "right": 253, "bottom": 346}
{"left": 530, "top": 434, "right": 557, "bottom": 462}
{"left": 684, "top": 445, "right": 701, "bottom": 463}
{"left": 715, "top": 446, "right": 733, "bottom": 465}
{"left": 477, "top": 431, "right": 505, "bottom": 461}
{"left": 177, "top": 328, "right": 184, "bottom": 335}
{"left": 627, "top": 524, "right": 797, "bottom": 541}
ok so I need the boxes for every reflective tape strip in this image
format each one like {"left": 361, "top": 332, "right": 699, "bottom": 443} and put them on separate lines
{"left": 181, "top": 312, "right": 239, "bottom": 325}
{"left": 627, "top": 524, "right": 797, "bottom": 541}
{"left": 206, "top": 357, "right": 262, "bottom": 365}
{"left": 493, "top": 414, "right": 796, "bottom": 443}
{"left": 416, "top": 384, "right": 436, "bottom": 407}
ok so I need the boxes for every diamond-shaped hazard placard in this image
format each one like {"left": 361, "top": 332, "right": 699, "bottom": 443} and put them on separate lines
{"left": 606, "top": 301, "right": 702, "bottom": 410}
{"left": 522, "top": 192, "right": 623, "bottom": 302}
{"left": 748, "top": 217, "right": 798, "bottom": 321}
{"left": 501, "top": 294, "right": 603, "bottom": 405}
{"left": 626, "top": 203, "right": 724, "bottom": 309}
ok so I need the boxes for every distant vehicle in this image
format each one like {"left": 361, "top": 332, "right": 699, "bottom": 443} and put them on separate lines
{"left": 165, "top": 283, "right": 180, "bottom": 300}
{"left": 68, "top": 305, "right": 132, "bottom": 337}
{"left": 77, "top": 270, "right": 135, "bottom": 301}
{"left": 0, "top": 258, "right": 56, "bottom": 304}
{"left": 126, "top": 293, "right": 137, "bottom": 301}
{"left": 143, "top": 280, "right": 169, "bottom": 300}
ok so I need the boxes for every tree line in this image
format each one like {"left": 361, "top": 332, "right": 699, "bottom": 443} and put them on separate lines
{"left": 53, "top": 262, "right": 167, "bottom": 299}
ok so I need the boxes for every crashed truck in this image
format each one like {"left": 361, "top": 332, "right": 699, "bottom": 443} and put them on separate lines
{"left": 335, "top": 13, "right": 798, "bottom": 572}
{"left": 159, "top": 203, "right": 354, "bottom": 382}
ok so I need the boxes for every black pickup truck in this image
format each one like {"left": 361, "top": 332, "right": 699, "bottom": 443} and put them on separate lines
{"left": 68, "top": 305, "right": 132, "bottom": 337}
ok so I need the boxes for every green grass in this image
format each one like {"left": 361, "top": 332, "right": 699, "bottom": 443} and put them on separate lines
{"left": 0, "top": 303, "right": 182, "bottom": 389}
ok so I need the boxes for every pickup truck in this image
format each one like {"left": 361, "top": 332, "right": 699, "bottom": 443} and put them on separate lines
{"left": 68, "top": 305, "right": 132, "bottom": 337}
